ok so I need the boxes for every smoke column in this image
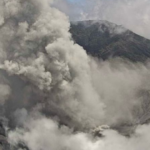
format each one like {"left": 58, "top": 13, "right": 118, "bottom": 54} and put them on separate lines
{"left": 0, "top": 0, "right": 150, "bottom": 150}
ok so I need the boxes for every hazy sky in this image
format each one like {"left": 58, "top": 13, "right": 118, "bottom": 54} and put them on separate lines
{"left": 53, "top": 0, "right": 150, "bottom": 39}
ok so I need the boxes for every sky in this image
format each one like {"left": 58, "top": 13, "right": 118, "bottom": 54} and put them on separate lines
{"left": 53, "top": 0, "right": 150, "bottom": 39}
{"left": 68, "top": 0, "right": 81, "bottom": 2}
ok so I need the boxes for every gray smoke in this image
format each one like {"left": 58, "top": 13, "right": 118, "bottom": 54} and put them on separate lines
{"left": 8, "top": 115, "right": 150, "bottom": 150}
{"left": 0, "top": 0, "right": 105, "bottom": 130}
{"left": 0, "top": 0, "right": 150, "bottom": 150}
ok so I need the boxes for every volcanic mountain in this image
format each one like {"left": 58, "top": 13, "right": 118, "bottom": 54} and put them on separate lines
{"left": 70, "top": 20, "right": 150, "bottom": 62}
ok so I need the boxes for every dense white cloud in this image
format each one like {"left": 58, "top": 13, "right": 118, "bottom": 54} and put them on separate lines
{"left": 8, "top": 115, "right": 150, "bottom": 150}
{"left": 0, "top": 0, "right": 150, "bottom": 150}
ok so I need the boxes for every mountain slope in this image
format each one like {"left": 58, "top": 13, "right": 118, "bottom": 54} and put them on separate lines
{"left": 70, "top": 20, "right": 150, "bottom": 62}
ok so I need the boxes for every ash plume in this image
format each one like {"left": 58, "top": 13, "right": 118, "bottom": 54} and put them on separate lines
{"left": 0, "top": 0, "right": 150, "bottom": 150}
{"left": 0, "top": 0, "right": 105, "bottom": 130}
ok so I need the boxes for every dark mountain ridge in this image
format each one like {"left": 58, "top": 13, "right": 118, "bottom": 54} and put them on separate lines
{"left": 70, "top": 20, "right": 150, "bottom": 62}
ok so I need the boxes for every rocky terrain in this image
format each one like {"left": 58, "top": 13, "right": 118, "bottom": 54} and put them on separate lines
{"left": 70, "top": 20, "right": 150, "bottom": 62}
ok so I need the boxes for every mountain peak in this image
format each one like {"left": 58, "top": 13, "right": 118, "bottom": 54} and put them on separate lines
{"left": 71, "top": 20, "right": 127, "bottom": 36}
{"left": 70, "top": 20, "right": 150, "bottom": 62}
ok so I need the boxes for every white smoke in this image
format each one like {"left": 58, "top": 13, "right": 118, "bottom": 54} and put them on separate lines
{"left": 0, "top": 0, "right": 150, "bottom": 150}
{"left": 0, "top": 0, "right": 105, "bottom": 130}
{"left": 90, "top": 58, "right": 150, "bottom": 125}
{"left": 8, "top": 115, "right": 150, "bottom": 150}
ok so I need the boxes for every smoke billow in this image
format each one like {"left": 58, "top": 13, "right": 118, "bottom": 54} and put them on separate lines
{"left": 0, "top": 0, "right": 150, "bottom": 150}
{"left": 0, "top": 0, "right": 106, "bottom": 130}
{"left": 8, "top": 115, "right": 150, "bottom": 150}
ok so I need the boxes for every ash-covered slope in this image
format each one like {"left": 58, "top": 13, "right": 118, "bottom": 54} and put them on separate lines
{"left": 70, "top": 20, "right": 150, "bottom": 61}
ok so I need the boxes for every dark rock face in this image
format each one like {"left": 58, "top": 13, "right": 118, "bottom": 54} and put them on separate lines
{"left": 70, "top": 20, "right": 150, "bottom": 62}
{"left": 0, "top": 121, "right": 10, "bottom": 150}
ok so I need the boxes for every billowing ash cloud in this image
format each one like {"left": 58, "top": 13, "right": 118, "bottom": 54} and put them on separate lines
{"left": 0, "top": 0, "right": 150, "bottom": 150}
{"left": 8, "top": 115, "right": 150, "bottom": 150}
{"left": 0, "top": 0, "right": 105, "bottom": 130}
